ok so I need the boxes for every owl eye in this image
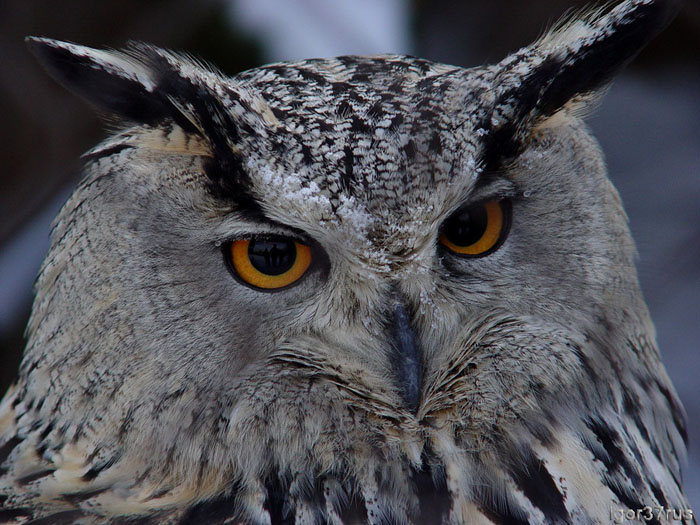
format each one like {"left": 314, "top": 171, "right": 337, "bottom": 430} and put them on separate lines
{"left": 228, "top": 237, "right": 312, "bottom": 290}
{"left": 439, "top": 199, "right": 510, "bottom": 257}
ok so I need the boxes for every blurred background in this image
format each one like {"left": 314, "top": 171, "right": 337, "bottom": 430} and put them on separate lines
{"left": 0, "top": 0, "right": 698, "bottom": 509}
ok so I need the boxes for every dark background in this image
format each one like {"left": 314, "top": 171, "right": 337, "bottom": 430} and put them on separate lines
{"left": 1, "top": 0, "right": 698, "bottom": 508}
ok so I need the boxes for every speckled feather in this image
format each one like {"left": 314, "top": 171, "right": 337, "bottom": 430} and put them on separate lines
{"left": 0, "top": 0, "right": 692, "bottom": 523}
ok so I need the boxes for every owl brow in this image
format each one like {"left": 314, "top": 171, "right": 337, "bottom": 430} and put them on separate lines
{"left": 475, "top": 114, "right": 527, "bottom": 174}
{"left": 137, "top": 50, "right": 268, "bottom": 217}
{"left": 469, "top": 173, "right": 517, "bottom": 203}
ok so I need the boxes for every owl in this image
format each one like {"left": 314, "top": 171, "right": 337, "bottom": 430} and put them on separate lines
{"left": 0, "top": 0, "right": 692, "bottom": 523}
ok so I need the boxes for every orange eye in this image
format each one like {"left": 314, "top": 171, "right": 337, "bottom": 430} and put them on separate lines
{"left": 439, "top": 199, "right": 510, "bottom": 257}
{"left": 229, "top": 237, "right": 312, "bottom": 290}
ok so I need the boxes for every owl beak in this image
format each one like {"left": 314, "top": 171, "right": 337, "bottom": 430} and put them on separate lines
{"left": 391, "top": 302, "right": 423, "bottom": 414}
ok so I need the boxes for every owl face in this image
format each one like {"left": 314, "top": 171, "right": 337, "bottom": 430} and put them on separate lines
{"left": 1, "top": 1, "right": 689, "bottom": 523}
{"left": 53, "top": 52, "right": 629, "bottom": 424}
{"left": 85, "top": 53, "right": 630, "bottom": 406}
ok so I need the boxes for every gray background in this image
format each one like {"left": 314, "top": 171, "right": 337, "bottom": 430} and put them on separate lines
{"left": 0, "top": 0, "right": 698, "bottom": 511}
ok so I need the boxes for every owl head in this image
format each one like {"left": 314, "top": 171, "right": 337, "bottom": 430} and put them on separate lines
{"left": 0, "top": 1, "right": 689, "bottom": 523}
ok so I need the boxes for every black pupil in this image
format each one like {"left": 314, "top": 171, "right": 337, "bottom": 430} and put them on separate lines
{"left": 443, "top": 205, "right": 488, "bottom": 247}
{"left": 248, "top": 239, "right": 297, "bottom": 275}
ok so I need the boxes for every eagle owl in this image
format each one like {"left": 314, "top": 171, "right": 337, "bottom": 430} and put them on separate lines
{"left": 0, "top": 0, "right": 692, "bottom": 523}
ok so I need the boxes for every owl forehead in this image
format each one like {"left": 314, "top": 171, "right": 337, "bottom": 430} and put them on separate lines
{"left": 228, "top": 56, "right": 491, "bottom": 239}
{"left": 236, "top": 55, "right": 488, "bottom": 162}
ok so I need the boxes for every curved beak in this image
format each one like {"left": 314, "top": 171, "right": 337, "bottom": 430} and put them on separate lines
{"left": 391, "top": 301, "right": 423, "bottom": 414}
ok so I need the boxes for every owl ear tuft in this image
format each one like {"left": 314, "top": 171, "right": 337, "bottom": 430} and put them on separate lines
{"left": 483, "top": 0, "right": 681, "bottom": 161}
{"left": 26, "top": 37, "right": 203, "bottom": 133}
{"left": 27, "top": 38, "right": 262, "bottom": 203}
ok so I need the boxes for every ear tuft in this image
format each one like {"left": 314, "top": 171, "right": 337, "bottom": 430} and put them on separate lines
{"left": 481, "top": 0, "right": 682, "bottom": 163}
{"left": 27, "top": 38, "right": 161, "bottom": 124}
{"left": 26, "top": 37, "right": 206, "bottom": 132}
{"left": 529, "top": 0, "right": 681, "bottom": 116}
